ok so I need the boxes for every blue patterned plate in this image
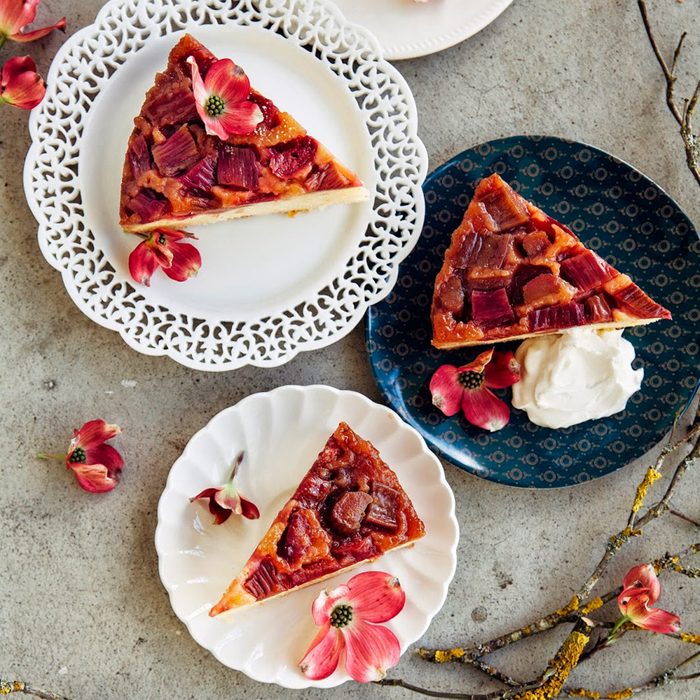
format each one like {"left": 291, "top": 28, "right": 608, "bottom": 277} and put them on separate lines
{"left": 366, "top": 135, "right": 699, "bottom": 488}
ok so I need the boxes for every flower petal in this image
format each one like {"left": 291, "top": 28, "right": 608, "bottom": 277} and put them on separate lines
{"left": 72, "top": 419, "right": 121, "bottom": 450}
{"left": 240, "top": 496, "right": 260, "bottom": 520}
{"left": 191, "top": 487, "right": 219, "bottom": 501}
{"left": 621, "top": 590, "right": 680, "bottom": 633}
{"left": 9, "top": 17, "right": 66, "bottom": 42}
{"left": 218, "top": 100, "right": 264, "bottom": 136}
{"left": 299, "top": 624, "right": 344, "bottom": 681}
{"left": 84, "top": 444, "right": 123, "bottom": 478}
{"left": 311, "top": 585, "right": 351, "bottom": 626}
{"left": 0, "top": 0, "right": 40, "bottom": 35}
{"left": 344, "top": 619, "right": 401, "bottom": 682}
{"left": 429, "top": 364, "right": 463, "bottom": 416}
{"left": 186, "top": 56, "right": 209, "bottom": 113}
{"left": 0, "top": 56, "right": 44, "bottom": 109}
{"left": 69, "top": 462, "right": 119, "bottom": 493}
{"left": 162, "top": 242, "right": 201, "bottom": 282}
{"left": 459, "top": 348, "right": 494, "bottom": 374}
{"left": 128, "top": 239, "right": 160, "bottom": 286}
{"left": 204, "top": 59, "right": 251, "bottom": 105}
{"left": 346, "top": 571, "right": 405, "bottom": 624}
{"left": 622, "top": 564, "right": 661, "bottom": 605}
{"left": 214, "top": 482, "right": 242, "bottom": 514}
{"left": 484, "top": 350, "right": 521, "bottom": 389}
{"left": 461, "top": 386, "right": 510, "bottom": 432}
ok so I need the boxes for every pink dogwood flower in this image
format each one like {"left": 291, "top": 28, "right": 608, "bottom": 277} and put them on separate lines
{"left": 429, "top": 348, "right": 520, "bottom": 432}
{"left": 0, "top": 55, "right": 44, "bottom": 109}
{"left": 38, "top": 419, "right": 124, "bottom": 493}
{"left": 191, "top": 452, "right": 259, "bottom": 525}
{"left": 299, "top": 571, "right": 405, "bottom": 682}
{"left": 187, "top": 55, "right": 263, "bottom": 140}
{"left": 0, "top": 0, "right": 66, "bottom": 45}
{"left": 128, "top": 228, "right": 201, "bottom": 286}
{"left": 616, "top": 563, "right": 680, "bottom": 634}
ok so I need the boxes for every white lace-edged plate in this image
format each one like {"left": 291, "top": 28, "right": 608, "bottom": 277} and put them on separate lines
{"left": 24, "top": 0, "right": 428, "bottom": 370}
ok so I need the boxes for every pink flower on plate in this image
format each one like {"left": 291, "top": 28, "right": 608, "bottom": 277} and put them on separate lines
{"left": 299, "top": 571, "right": 405, "bottom": 682}
{"left": 0, "top": 0, "right": 66, "bottom": 44}
{"left": 429, "top": 348, "right": 520, "bottom": 432}
{"left": 191, "top": 452, "right": 259, "bottom": 525}
{"left": 617, "top": 563, "right": 680, "bottom": 634}
{"left": 187, "top": 56, "right": 263, "bottom": 140}
{"left": 128, "top": 228, "right": 201, "bottom": 286}
{"left": 0, "top": 55, "right": 44, "bottom": 109}
{"left": 38, "top": 419, "right": 124, "bottom": 493}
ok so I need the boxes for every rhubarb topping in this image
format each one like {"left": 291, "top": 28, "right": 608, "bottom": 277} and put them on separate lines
{"left": 269, "top": 136, "right": 317, "bottom": 179}
{"left": 151, "top": 125, "right": 199, "bottom": 176}
{"left": 471, "top": 288, "right": 515, "bottom": 327}
{"left": 217, "top": 145, "right": 260, "bottom": 190}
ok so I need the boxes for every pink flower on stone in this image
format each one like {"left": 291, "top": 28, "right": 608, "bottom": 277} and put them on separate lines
{"left": 191, "top": 452, "right": 259, "bottom": 525}
{"left": 187, "top": 56, "right": 263, "bottom": 140}
{"left": 0, "top": 0, "right": 66, "bottom": 44}
{"left": 299, "top": 571, "right": 405, "bottom": 682}
{"left": 128, "top": 228, "right": 201, "bottom": 286}
{"left": 0, "top": 55, "right": 44, "bottom": 109}
{"left": 617, "top": 563, "right": 680, "bottom": 634}
{"left": 429, "top": 348, "right": 520, "bottom": 432}
{"left": 65, "top": 420, "right": 123, "bottom": 493}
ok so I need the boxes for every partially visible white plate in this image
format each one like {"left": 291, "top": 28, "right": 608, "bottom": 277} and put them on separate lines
{"left": 24, "top": 0, "right": 427, "bottom": 370}
{"left": 155, "top": 385, "right": 458, "bottom": 688}
{"left": 333, "top": 0, "right": 514, "bottom": 60}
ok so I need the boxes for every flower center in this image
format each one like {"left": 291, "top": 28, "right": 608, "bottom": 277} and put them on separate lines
{"left": 458, "top": 370, "right": 484, "bottom": 390}
{"left": 330, "top": 604, "right": 353, "bottom": 628}
{"left": 158, "top": 233, "right": 167, "bottom": 245}
{"left": 69, "top": 447, "right": 86, "bottom": 463}
{"left": 205, "top": 94, "right": 225, "bottom": 116}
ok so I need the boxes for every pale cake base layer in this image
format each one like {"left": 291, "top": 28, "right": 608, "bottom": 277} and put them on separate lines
{"left": 432, "top": 317, "right": 662, "bottom": 350}
{"left": 210, "top": 538, "right": 420, "bottom": 618}
{"left": 122, "top": 186, "right": 369, "bottom": 233}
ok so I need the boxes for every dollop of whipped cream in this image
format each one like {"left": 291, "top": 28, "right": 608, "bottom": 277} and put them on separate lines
{"left": 511, "top": 328, "right": 643, "bottom": 429}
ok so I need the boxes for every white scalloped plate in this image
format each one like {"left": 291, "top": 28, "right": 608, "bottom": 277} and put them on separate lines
{"left": 23, "top": 0, "right": 427, "bottom": 371}
{"left": 332, "top": 0, "right": 514, "bottom": 60}
{"left": 155, "top": 385, "right": 458, "bottom": 688}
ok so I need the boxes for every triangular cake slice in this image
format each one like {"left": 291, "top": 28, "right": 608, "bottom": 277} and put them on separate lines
{"left": 120, "top": 34, "right": 367, "bottom": 233}
{"left": 431, "top": 174, "right": 671, "bottom": 348}
{"left": 210, "top": 422, "right": 425, "bottom": 616}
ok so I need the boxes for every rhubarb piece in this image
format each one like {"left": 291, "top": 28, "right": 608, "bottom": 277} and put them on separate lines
{"left": 180, "top": 153, "right": 217, "bottom": 194}
{"left": 216, "top": 145, "right": 259, "bottom": 190}
{"left": 585, "top": 294, "right": 613, "bottom": 323}
{"left": 209, "top": 422, "right": 425, "bottom": 616}
{"left": 127, "top": 133, "right": 151, "bottom": 182}
{"left": 609, "top": 279, "right": 671, "bottom": 320}
{"left": 305, "top": 162, "right": 352, "bottom": 191}
{"left": 431, "top": 174, "right": 671, "bottom": 347}
{"left": 472, "top": 288, "right": 514, "bottom": 327}
{"left": 126, "top": 189, "right": 169, "bottom": 220}
{"left": 560, "top": 250, "right": 613, "bottom": 292}
{"left": 529, "top": 301, "right": 585, "bottom": 332}
{"left": 269, "top": 136, "right": 317, "bottom": 179}
{"left": 151, "top": 125, "right": 199, "bottom": 176}
{"left": 119, "top": 34, "right": 366, "bottom": 232}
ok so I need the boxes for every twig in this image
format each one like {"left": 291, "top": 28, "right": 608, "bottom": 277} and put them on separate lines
{"left": 670, "top": 508, "right": 700, "bottom": 528}
{"left": 0, "top": 681, "right": 70, "bottom": 700}
{"left": 638, "top": 0, "right": 700, "bottom": 186}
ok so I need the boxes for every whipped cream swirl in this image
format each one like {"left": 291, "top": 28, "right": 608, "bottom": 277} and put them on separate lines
{"left": 511, "top": 328, "right": 643, "bottom": 429}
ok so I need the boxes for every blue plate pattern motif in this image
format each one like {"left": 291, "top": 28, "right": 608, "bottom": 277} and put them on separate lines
{"left": 366, "top": 135, "right": 699, "bottom": 488}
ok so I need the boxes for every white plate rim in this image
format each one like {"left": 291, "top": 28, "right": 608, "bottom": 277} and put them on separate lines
{"left": 154, "top": 384, "right": 459, "bottom": 688}
{"left": 332, "top": 0, "right": 514, "bottom": 60}
{"left": 23, "top": 0, "right": 428, "bottom": 371}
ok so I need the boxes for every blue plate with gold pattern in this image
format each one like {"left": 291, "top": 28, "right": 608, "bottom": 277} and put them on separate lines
{"left": 366, "top": 135, "right": 699, "bottom": 488}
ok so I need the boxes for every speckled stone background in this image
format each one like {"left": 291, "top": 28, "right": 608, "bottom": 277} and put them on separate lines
{"left": 1, "top": 1, "right": 699, "bottom": 699}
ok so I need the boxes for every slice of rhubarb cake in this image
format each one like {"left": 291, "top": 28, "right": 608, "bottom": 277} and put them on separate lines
{"left": 119, "top": 34, "right": 367, "bottom": 233}
{"left": 431, "top": 174, "right": 670, "bottom": 349}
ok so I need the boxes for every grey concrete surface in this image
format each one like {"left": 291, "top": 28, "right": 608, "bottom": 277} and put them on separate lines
{"left": 1, "top": 0, "right": 699, "bottom": 698}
